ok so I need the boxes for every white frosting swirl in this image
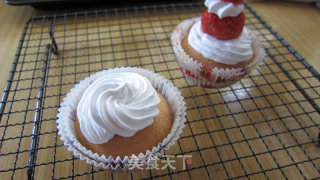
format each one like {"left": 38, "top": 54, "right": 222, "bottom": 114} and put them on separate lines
{"left": 205, "top": 0, "right": 244, "bottom": 18}
{"left": 188, "top": 21, "right": 253, "bottom": 65}
{"left": 76, "top": 72, "right": 161, "bottom": 144}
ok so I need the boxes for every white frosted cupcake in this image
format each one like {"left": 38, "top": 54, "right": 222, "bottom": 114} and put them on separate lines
{"left": 171, "top": 0, "right": 265, "bottom": 88}
{"left": 56, "top": 67, "right": 186, "bottom": 171}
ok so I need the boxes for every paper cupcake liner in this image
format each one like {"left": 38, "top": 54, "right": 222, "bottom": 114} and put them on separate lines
{"left": 56, "top": 67, "right": 187, "bottom": 172}
{"left": 171, "top": 17, "right": 265, "bottom": 88}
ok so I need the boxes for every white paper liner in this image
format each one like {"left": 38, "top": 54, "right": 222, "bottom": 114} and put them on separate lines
{"left": 171, "top": 17, "right": 265, "bottom": 88}
{"left": 56, "top": 67, "right": 187, "bottom": 172}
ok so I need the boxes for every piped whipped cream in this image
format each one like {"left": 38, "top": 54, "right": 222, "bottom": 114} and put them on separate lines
{"left": 188, "top": 21, "right": 253, "bottom": 65}
{"left": 205, "top": 0, "right": 244, "bottom": 18}
{"left": 76, "top": 72, "right": 160, "bottom": 144}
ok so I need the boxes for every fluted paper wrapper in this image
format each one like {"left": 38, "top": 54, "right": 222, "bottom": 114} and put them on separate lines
{"left": 56, "top": 67, "right": 187, "bottom": 172}
{"left": 171, "top": 17, "right": 265, "bottom": 88}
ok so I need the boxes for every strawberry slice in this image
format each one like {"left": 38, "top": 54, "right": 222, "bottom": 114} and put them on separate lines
{"left": 201, "top": 9, "right": 245, "bottom": 40}
{"left": 221, "top": 0, "right": 244, "bottom": 5}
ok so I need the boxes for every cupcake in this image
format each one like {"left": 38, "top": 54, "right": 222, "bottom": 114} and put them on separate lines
{"left": 171, "top": 0, "right": 265, "bottom": 88}
{"left": 57, "top": 67, "right": 186, "bottom": 171}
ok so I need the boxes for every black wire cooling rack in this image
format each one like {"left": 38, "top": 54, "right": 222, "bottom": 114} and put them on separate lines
{"left": 1, "top": 2, "right": 320, "bottom": 180}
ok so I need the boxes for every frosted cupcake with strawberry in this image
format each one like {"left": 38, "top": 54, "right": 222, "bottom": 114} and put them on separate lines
{"left": 171, "top": 0, "right": 265, "bottom": 88}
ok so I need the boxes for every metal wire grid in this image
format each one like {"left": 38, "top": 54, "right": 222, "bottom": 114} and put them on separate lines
{"left": 0, "top": 2, "right": 320, "bottom": 179}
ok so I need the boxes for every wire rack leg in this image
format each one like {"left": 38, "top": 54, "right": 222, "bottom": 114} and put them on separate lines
{"left": 27, "top": 19, "right": 59, "bottom": 180}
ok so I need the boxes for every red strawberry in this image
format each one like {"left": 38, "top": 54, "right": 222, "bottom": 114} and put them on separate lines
{"left": 201, "top": 9, "right": 245, "bottom": 40}
{"left": 221, "top": 0, "right": 244, "bottom": 5}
